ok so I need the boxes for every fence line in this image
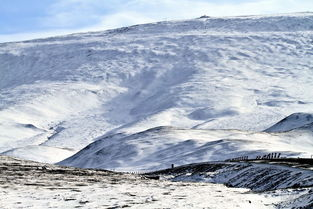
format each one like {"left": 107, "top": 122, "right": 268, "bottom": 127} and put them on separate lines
{"left": 225, "top": 152, "right": 282, "bottom": 162}
{"left": 107, "top": 153, "right": 287, "bottom": 174}
{"left": 109, "top": 169, "right": 159, "bottom": 175}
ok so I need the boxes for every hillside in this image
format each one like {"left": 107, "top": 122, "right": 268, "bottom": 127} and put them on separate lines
{"left": 1, "top": 155, "right": 312, "bottom": 209}
{"left": 0, "top": 13, "right": 313, "bottom": 165}
{"left": 265, "top": 113, "right": 313, "bottom": 132}
{"left": 58, "top": 126, "right": 312, "bottom": 170}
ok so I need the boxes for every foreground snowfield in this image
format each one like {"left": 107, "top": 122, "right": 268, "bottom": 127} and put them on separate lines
{"left": 1, "top": 156, "right": 312, "bottom": 209}
{"left": 1, "top": 13, "right": 313, "bottom": 166}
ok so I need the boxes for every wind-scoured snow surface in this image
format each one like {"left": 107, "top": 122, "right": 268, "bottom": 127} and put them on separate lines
{"left": 1, "top": 13, "right": 313, "bottom": 166}
{"left": 1, "top": 156, "right": 296, "bottom": 209}
{"left": 154, "top": 162, "right": 313, "bottom": 192}
{"left": 148, "top": 161, "right": 313, "bottom": 208}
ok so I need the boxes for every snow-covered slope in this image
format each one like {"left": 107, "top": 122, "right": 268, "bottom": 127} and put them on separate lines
{"left": 1, "top": 13, "right": 313, "bottom": 164}
{"left": 265, "top": 113, "right": 313, "bottom": 132}
{"left": 58, "top": 126, "right": 312, "bottom": 171}
{"left": 153, "top": 162, "right": 313, "bottom": 192}
{"left": 2, "top": 155, "right": 305, "bottom": 209}
{"left": 149, "top": 161, "right": 313, "bottom": 208}
{"left": 2, "top": 145, "right": 75, "bottom": 164}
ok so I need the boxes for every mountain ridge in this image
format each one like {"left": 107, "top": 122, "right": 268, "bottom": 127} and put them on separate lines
{"left": 0, "top": 13, "right": 312, "bottom": 166}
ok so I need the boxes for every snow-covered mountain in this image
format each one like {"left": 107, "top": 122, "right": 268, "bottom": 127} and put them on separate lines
{"left": 1, "top": 13, "right": 313, "bottom": 166}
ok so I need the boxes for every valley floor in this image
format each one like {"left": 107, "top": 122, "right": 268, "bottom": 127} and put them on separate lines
{"left": 0, "top": 156, "right": 309, "bottom": 209}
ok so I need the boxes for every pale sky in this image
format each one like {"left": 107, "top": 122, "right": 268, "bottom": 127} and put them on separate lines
{"left": 0, "top": 0, "right": 313, "bottom": 42}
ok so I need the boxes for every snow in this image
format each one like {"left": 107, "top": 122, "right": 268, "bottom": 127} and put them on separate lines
{"left": 0, "top": 155, "right": 302, "bottom": 209}
{"left": 1, "top": 145, "right": 75, "bottom": 164}
{"left": 150, "top": 161, "right": 313, "bottom": 208}
{"left": 59, "top": 126, "right": 313, "bottom": 171}
{"left": 265, "top": 113, "right": 313, "bottom": 132}
{"left": 0, "top": 13, "right": 313, "bottom": 167}
{"left": 277, "top": 189, "right": 313, "bottom": 209}
{"left": 1, "top": 12, "right": 313, "bottom": 209}
{"left": 157, "top": 161, "right": 313, "bottom": 192}
{"left": 0, "top": 180, "right": 282, "bottom": 209}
